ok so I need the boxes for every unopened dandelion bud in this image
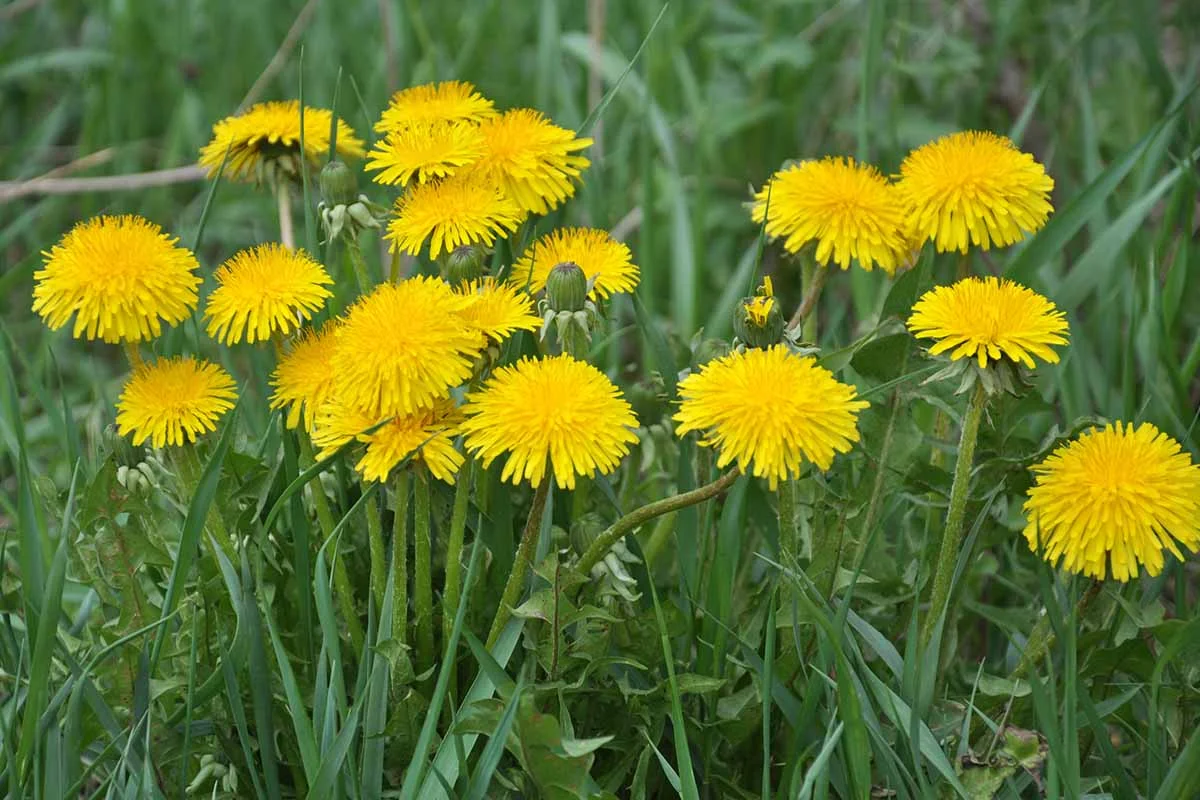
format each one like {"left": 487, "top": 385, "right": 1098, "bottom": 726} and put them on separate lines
{"left": 546, "top": 261, "right": 588, "bottom": 313}
{"left": 446, "top": 245, "right": 486, "bottom": 286}
{"left": 319, "top": 159, "right": 359, "bottom": 208}
{"left": 734, "top": 297, "right": 784, "bottom": 348}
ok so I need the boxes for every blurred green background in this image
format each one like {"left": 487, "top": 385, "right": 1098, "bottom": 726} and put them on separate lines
{"left": 2, "top": 0, "right": 1198, "bottom": 466}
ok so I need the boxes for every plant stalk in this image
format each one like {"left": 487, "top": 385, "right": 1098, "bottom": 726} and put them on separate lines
{"left": 486, "top": 479, "right": 552, "bottom": 647}
{"left": 1011, "top": 580, "right": 1103, "bottom": 679}
{"left": 777, "top": 478, "right": 799, "bottom": 557}
{"left": 413, "top": 468, "right": 435, "bottom": 667}
{"left": 365, "top": 486, "right": 386, "bottom": 613}
{"left": 276, "top": 180, "right": 295, "bottom": 249}
{"left": 391, "top": 470, "right": 411, "bottom": 647}
{"left": 788, "top": 260, "right": 827, "bottom": 341}
{"left": 442, "top": 461, "right": 473, "bottom": 664}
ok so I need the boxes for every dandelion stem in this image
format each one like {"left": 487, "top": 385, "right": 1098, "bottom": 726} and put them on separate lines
{"left": 122, "top": 341, "right": 144, "bottom": 369}
{"left": 276, "top": 180, "right": 296, "bottom": 249}
{"left": 391, "top": 470, "right": 411, "bottom": 647}
{"left": 777, "top": 478, "right": 799, "bottom": 557}
{"left": 365, "top": 485, "right": 386, "bottom": 613}
{"left": 920, "top": 382, "right": 987, "bottom": 649}
{"left": 487, "top": 479, "right": 551, "bottom": 648}
{"left": 577, "top": 469, "right": 740, "bottom": 576}
{"left": 413, "top": 468, "right": 435, "bottom": 667}
{"left": 345, "top": 236, "right": 374, "bottom": 294}
{"left": 1011, "top": 580, "right": 1103, "bottom": 679}
{"left": 788, "top": 260, "right": 827, "bottom": 340}
{"left": 442, "top": 461, "right": 473, "bottom": 673}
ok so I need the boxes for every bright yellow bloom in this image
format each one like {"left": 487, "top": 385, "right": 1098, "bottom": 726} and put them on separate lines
{"left": 204, "top": 243, "right": 332, "bottom": 345}
{"left": 270, "top": 323, "right": 339, "bottom": 431}
{"left": 896, "top": 130, "right": 1054, "bottom": 253}
{"left": 674, "top": 346, "right": 868, "bottom": 489}
{"left": 746, "top": 276, "right": 776, "bottom": 326}
{"left": 460, "top": 354, "right": 638, "bottom": 490}
{"left": 365, "top": 121, "right": 486, "bottom": 186}
{"left": 1024, "top": 422, "right": 1200, "bottom": 582}
{"left": 375, "top": 80, "right": 497, "bottom": 134}
{"left": 454, "top": 278, "right": 541, "bottom": 343}
{"left": 751, "top": 157, "right": 909, "bottom": 274}
{"left": 313, "top": 397, "right": 464, "bottom": 483}
{"left": 386, "top": 171, "right": 524, "bottom": 259}
{"left": 333, "top": 277, "right": 484, "bottom": 418}
{"left": 908, "top": 277, "right": 1068, "bottom": 369}
{"left": 510, "top": 227, "right": 639, "bottom": 299}
{"left": 475, "top": 109, "right": 592, "bottom": 215}
{"left": 198, "top": 100, "right": 366, "bottom": 182}
{"left": 116, "top": 357, "right": 237, "bottom": 447}
{"left": 32, "top": 215, "right": 201, "bottom": 343}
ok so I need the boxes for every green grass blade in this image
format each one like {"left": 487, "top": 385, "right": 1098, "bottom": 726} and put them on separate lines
{"left": 463, "top": 677, "right": 525, "bottom": 800}
{"left": 646, "top": 576, "right": 699, "bottom": 800}
{"left": 15, "top": 536, "right": 67, "bottom": 783}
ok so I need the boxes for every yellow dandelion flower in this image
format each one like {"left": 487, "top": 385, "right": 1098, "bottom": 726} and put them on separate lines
{"left": 116, "top": 357, "right": 237, "bottom": 447}
{"left": 270, "top": 323, "right": 339, "bottom": 431}
{"left": 32, "top": 215, "right": 201, "bottom": 343}
{"left": 1024, "top": 422, "right": 1200, "bottom": 582}
{"left": 475, "top": 109, "right": 592, "bottom": 215}
{"left": 510, "top": 227, "right": 639, "bottom": 299}
{"left": 386, "top": 171, "right": 524, "bottom": 258}
{"left": 204, "top": 243, "right": 333, "bottom": 345}
{"left": 674, "top": 345, "right": 868, "bottom": 489}
{"left": 313, "top": 397, "right": 464, "bottom": 483}
{"left": 454, "top": 278, "right": 541, "bottom": 343}
{"left": 908, "top": 277, "right": 1068, "bottom": 369}
{"left": 198, "top": 100, "right": 366, "bottom": 182}
{"left": 460, "top": 354, "right": 638, "bottom": 490}
{"left": 365, "top": 121, "right": 486, "bottom": 186}
{"left": 375, "top": 80, "right": 497, "bottom": 134}
{"left": 751, "top": 157, "right": 909, "bottom": 274}
{"left": 896, "top": 130, "right": 1054, "bottom": 253}
{"left": 333, "top": 276, "right": 484, "bottom": 418}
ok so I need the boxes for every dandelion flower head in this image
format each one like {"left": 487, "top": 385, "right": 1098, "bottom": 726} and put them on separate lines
{"left": 454, "top": 278, "right": 541, "bottom": 343}
{"left": 366, "top": 121, "right": 486, "bottom": 186}
{"left": 476, "top": 109, "right": 592, "bottom": 215}
{"left": 510, "top": 227, "right": 639, "bottom": 300}
{"left": 313, "top": 396, "right": 464, "bottom": 483}
{"left": 386, "top": 171, "right": 524, "bottom": 259}
{"left": 204, "top": 243, "right": 332, "bottom": 345}
{"left": 116, "top": 357, "right": 237, "bottom": 447}
{"left": 270, "top": 323, "right": 340, "bottom": 431}
{"left": 375, "top": 80, "right": 497, "bottom": 134}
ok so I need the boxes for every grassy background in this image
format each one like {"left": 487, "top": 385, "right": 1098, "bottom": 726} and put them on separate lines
{"left": 2, "top": 0, "right": 1200, "bottom": 797}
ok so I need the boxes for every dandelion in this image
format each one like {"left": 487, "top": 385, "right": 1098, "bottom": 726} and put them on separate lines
{"left": 333, "top": 277, "right": 484, "bottom": 418}
{"left": 454, "top": 278, "right": 541, "bottom": 343}
{"left": 386, "top": 171, "right": 524, "bottom": 259}
{"left": 116, "top": 357, "right": 237, "bottom": 447}
{"left": 375, "top": 80, "right": 497, "bottom": 134}
{"left": 270, "top": 323, "right": 339, "bottom": 431}
{"left": 675, "top": 345, "right": 868, "bottom": 489}
{"left": 908, "top": 276, "right": 1069, "bottom": 369}
{"left": 313, "top": 397, "right": 464, "bottom": 483}
{"left": 751, "top": 157, "right": 909, "bottom": 273}
{"left": 510, "top": 227, "right": 639, "bottom": 299}
{"left": 460, "top": 354, "right": 638, "bottom": 490}
{"left": 199, "top": 100, "right": 366, "bottom": 182}
{"left": 475, "top": 109, "right": 592, "bottom": 215}
{"left": 1024, "top": 422, "right": 1200, "bottom": 581}
{"left": 204, "top": 243, "right": 332, "bottom": 345}
{"left": 365, "top": 121, "right": 486, "bottom": 186}
{"left": 33, "top": 215, "right": 201, "bottom": 343}
{"left": 734, "top": 276, "right": 783, "bottom": 348}
{"left": 897, "top": 130, "right": 1054, "bottom": 253}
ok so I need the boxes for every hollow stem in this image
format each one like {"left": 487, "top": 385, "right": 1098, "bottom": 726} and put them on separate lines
{"left": 276, "top": 180, "right": 296, "bottom": 249}
{"left": 577, "top": 469, "right": 740, "bottom": 576}
{"left": 442, "top": 461, "right": 473, "bottom": 663}
{"left": 413, "top": 468, "right": 435, "bottom": 667}
{"left": 365, "top": 486, "right": 386, "bottom": 613}
{"left": 486, "top": 479, "right": 552, "bottom": 648}
{"left": 777, "top": 478, "right": 798, "bottom": 557}
{"left": 920, "top": 382, "right": 988, "bottom": 649}
{"left": 391, "top": 470, "right": 411, "bottom": 647}
{"left": 346, "top": 236, "right": 374, "bottom": 294}
{"left": 122, "top": 341, "right": 144, "bottom": 370}
{"left": 788, "top": 260, "right": 828, "bottom": 341}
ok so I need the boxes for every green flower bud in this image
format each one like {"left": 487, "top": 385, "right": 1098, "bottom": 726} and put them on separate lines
{"left": 446, "top": 245, "right": 487, "bottom": 286}
{"left": 733, "top": 294, "right": 784, "bottom": 348}
{"left": 319, "top": 159, "right": 358, "bottom": 207}
{"left": 545, "top": 261, "right": 588, "bottom": 313}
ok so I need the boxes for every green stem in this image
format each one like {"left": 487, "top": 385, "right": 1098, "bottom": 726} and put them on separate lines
{"left": 788, "top": 259, "right": 827, "bottom": 341}
{"left": 920, "top": 382, "right": 988, "bottom": 649}
{"left": 123, "top": 341, "right": 144, "bottom": 370}
{"left": 365, "top": 486, "right": 386, "bottom": 613}
{"left": 413, "top": 469, "right": 435, "bottom": 667}
{"left": 276, "top": 180, "right": 296, "bottom": 250}
{"left": 391, "top": 470, "right": 410, "bottom": 647}
{"left": 577, "top": 469, "right": 740, "bottom": 576}
{"left": 847, "top": 379, "right": 904, "bottom": 570}
{"left": 442, "top": 462, "right": 473, "bottom": 663}
{"left": 1011, "top": 580, "right": 1103, "bottom": 679}
{"left": 346, "top": 235, "right": 374, "bottom": 294}
{"left": 777, "top": 478, "right": 798, "bottom": 557}
{"left": 487, "top": 479, "right": 552, "bottom": 648}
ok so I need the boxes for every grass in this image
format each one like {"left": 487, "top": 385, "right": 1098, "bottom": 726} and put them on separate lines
{"left": 2, "top": 0, "right": 1200, "bottom": 797}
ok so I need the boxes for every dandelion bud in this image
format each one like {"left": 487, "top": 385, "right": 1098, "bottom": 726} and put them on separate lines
{"left": 319, "top": 159, "right": 358, "bottom": 207}
{"left": 545, "top": 261, "right": 588, "bottom": 313}
{"left": 446, "top": 245, "right": 487, "bottom": 286}
{"left": 733, "top": 276, "right": 783, "bottom": 348}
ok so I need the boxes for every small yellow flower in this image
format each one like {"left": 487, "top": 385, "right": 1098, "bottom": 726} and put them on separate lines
{"left": 116, "top": 357, "right": 237, "bottom": 447}
{"left": 454, "top": 278, "right": 541, "bottom": 343}
{"left": 460, "top": 354, "right": 639, "bottom": 490}
{"left": 375, "top": 80, "right": 497, "bottom": 134}
{"left": 270, "top": 323, "right": 339, "bottom": 431}
{"left": 896, "top": 130, "right": 1054, "bottom": 253}
{"left": 475, "top": 109, "right": 592, "bottom": 215}
{"left": 745, "top": 276, "right": 776, "bottom": 326}
{"left": 32, "top": 215, "right": 201, "bottom": 343}
{"left": 510, "top": 227, "right": 639, "bottom": 299}
{"left": 386, "top": 171, "right": 524, "bottom": 259}
{"left": 674, "top": 346, "right": 868, "bottom": 489}
{"left": 908, "top": 277, "right": 1068, "bottom": 369}
{"left": 199, "top": 100, "right": 366, "bottom": 182}
{"left": 751, "top": 157, "right": 909, "bottom": 273}
{"left": 204, "top": 244, "right": 333, "bottom": 345}
{"left": 333, "top": 277, "right": 484, "bottom": 418}
{"left": 1024, "top": 422, "right": 1200, "bottom": 581}
{"left": 313, "top": 397, "right": 464, "bottom": 483}
{"left": 365, "top": 121, "right": 486, "bottom": 186}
